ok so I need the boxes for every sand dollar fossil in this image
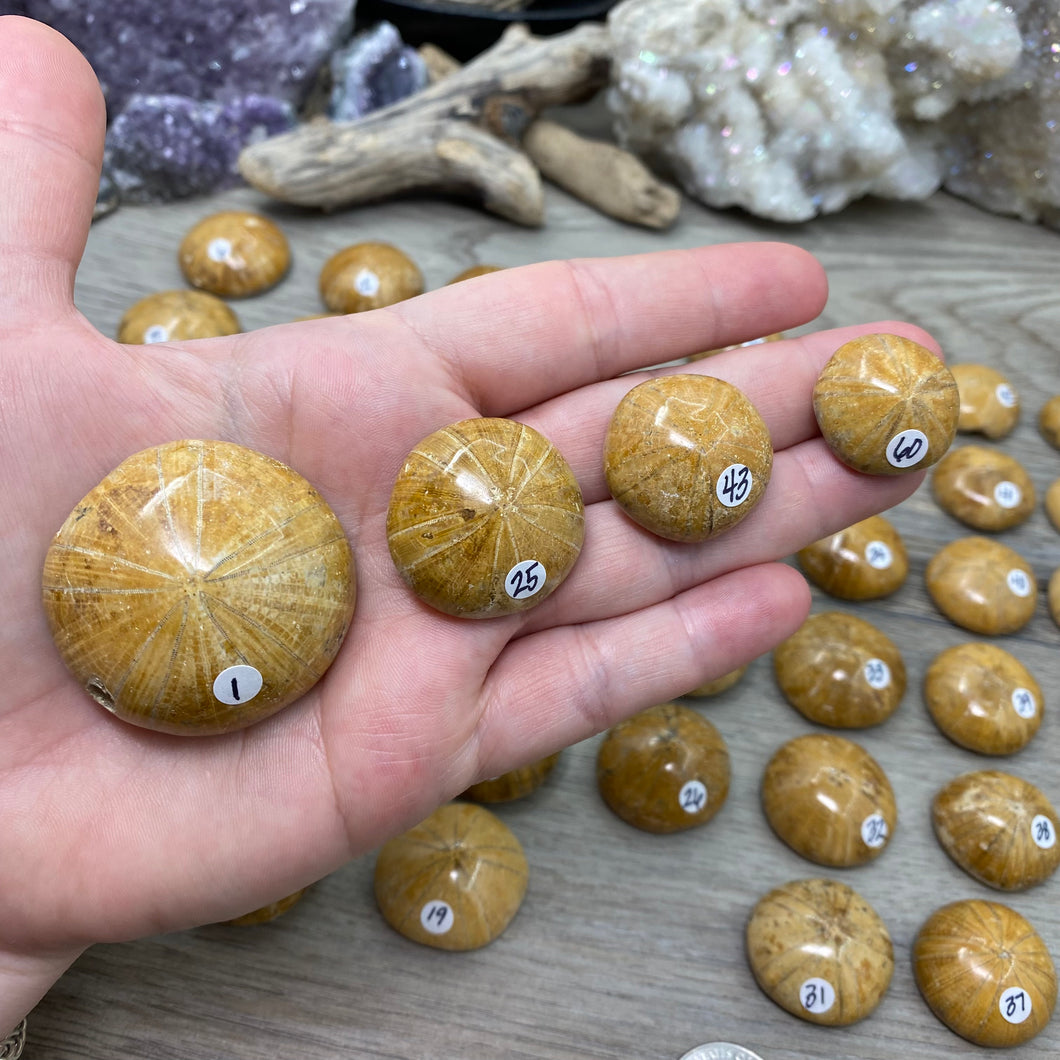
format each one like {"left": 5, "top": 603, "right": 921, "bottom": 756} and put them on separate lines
{"left": 386, "top": 417, "right": 584, "bottom": 618}
{"left": 924, "top": 642, "right": 1042, "bottom": 755}
{"left": 463, "top": 752, "right": 561, "bottom": 803}
{"left": 446, "top": 264, "right": 505, "bottom": 284}
{"left": 1046, "top": 479, "right": 1060, "bottom": 533}
{"left": 914, "top": 899, "right": 1056, "bottom": 1047}
{"left": 932, "top": 771, "right": 1060, "bottom": 891}
{"left": 226, "top": 888, "right": 308, "bottom": 926}
{"left": 319, "top": 241, "right": 423, "bottom": 313}
{"left": 925, "top": 537, "right": 1036, "bottom": 635}
{"left": 42, "top": 439, "right": 355, "bottom": 735}
{"left": 178, "top": 210, "right": 290, "bottom": 298}
{"left": 373, "top": 802, "right": 528, "bottom": 951}
{"left": 684, "top": 664, "right": 750, "bottom": 699}
{"left": 796, "top": 514, "right": 908, "bottom": 600}
{"left": 931, "top": 445, "right": 1035, "bottom": 532}
{"left": 773, "top": 611, "right": 906, "bottom": 728}
{"left": 117, "top": 289, "right": 241, "bottom": 344}
{"left": 812, "top": 333, "right": 959, "bottom": 475}
{"left": 761, "top": 733, "right": 896, "bottom": 867}
{"left": 746, "top": 877, "right": 893, "bottom": 1026}
{"left": 950, "top": 363, "right": 1020, "bottom": 439}
{"left": 603, "top": 373, "right": 772, "bottom": 542}
{"left": 596, "top": 703, "right": 731, "bottom": 833}
{"left": 1040, "top": 396, "right": 1060, "bottom": 450}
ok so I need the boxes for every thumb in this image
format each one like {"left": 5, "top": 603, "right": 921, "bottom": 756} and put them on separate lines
{"left": 0, "top": 15, "right": 105, "bottom": 321}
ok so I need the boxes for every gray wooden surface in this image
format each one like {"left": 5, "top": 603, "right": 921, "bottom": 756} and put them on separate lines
{"left": 27, "top": 150, "right": 1060, "bottom": 1060}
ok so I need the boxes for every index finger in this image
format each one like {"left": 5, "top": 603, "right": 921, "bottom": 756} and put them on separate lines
{"left": 389, "top": 241, "right": 828, "bottom": 415}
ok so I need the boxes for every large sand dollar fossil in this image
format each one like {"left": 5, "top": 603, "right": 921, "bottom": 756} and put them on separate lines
{"left": 42, "top": 439, "right": 355, "bottom": 735}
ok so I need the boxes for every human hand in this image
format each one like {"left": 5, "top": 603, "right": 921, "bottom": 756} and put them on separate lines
{"left": 0, "top": 14, "right": 936, "bottom": 1031}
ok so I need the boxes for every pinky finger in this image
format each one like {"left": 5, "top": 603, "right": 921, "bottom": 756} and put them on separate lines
{"left": 468, "top": 562, "right": 811, "bottom": 779}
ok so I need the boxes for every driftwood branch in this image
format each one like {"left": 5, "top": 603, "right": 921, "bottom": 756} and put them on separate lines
{"left": 419, "top": 41, "right": 680, "bottom": 230}
{"left": 238, "top": 22, "right": 611, "bottom": 224}
{"left": 522, "top": 119, "right": 681, "bottom": 229}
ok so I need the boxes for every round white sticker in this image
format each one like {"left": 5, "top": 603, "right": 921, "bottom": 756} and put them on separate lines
{"left": 799, "top": 977, "right": 835, "bottom": 1015}
{"left": 993, "top": 481, "right": 1022, "bottom": 509}
{"left": 861, "top": 812, "right": 889, "bottom": 849}
{"left": 1031, "top": 814, "right": 1056, "bottom": 850}
{"left": 420, "top": 900, "right": 454, "bottom": 935}
{"left": 1011, "top": 687, "right": 1037, "bottom": 719}
{"left": 212, "top": 665, "right": 263, "bottom": 706}
{"left": 995, "top": 383, "right": 1018, "bottom": 408}
{"left": 143, "top": 324, "right": 169, "bottom": 344}
{"left": 864, "top": 540, "right": 893, "bottom": 569}
{"left": 885, "top": 429, "right": 929, "bottom": 469}
{"left": 863, "top": 658, "right": 891, "bottom": 690}
{"left": 1006, "top": 569, "right": 1033, "bottom": 598}
{"left": 505, "top": 559, "right": 546, "bottom": 601}
{"left": 679, "top": 779, "right": 708, "bottom": 815}
{"left": 999, "top": 986, "right": 1033, "bottom": 1024}
{"left": 715, "top": 462, "right": 753, "bottom": 508}
{"left": 207, "top": 236, "right": 233, "bottom": 263}
{"left": 354, "top": 267, "right": 381, "bottom": 296}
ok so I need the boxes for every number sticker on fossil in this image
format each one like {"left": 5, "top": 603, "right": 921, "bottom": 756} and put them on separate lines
{"left": 885, "top": 429, "right": 929, "bottom": 469}
{"left": 212, "top": 665, "right": 264, "bottom": 706}
{"left": 861, "top": 812, "right": 889, "bottom": 849}
{"left": 993, "top": 481, "right": 1022, "bottom": 509}
{"left": 999, "top": 986, "right": 1033, "bottom": 1024}
{"left": 354, "top": 267, "right": 381, "bottom": 296}
{"left": 420, "top": 900, "right": 454, "bottom": 935}
{"left": 799, "top": 977, "right": 835, "bottom": 1015}
{"left": 1006, "top": 569, "right": 1032, "bottom": 598}
{"left": 505, "top": 559, "right": 546, "bottom": 600}
{"left": 679, "top": 779, "right": 708, "bottom": 814}
{"left": 1012, "top": 687, "right": 1037, "bottom": 719}
{"left": 863, "top": 658, "right": 891, "bottom": 690}
{"left": 715, "top": 463, "right": 753, "bottom": 508}
{"left": 995, "top": 383, "right": 1018, "bottom": 408}
{"left": 1031, "top": 814, "right": 1056, "bottom": 850}
{"left": 207, "top": 237, "right": 233, "bottom": 263}
{"left": 864, "top": 540, "right": 893, "bottom": 569}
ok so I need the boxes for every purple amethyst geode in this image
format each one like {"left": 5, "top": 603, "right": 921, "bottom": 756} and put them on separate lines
{"left": 23, "top": 0, "right": 357, "bottom": 113}
{"left": 105, "top": 94, "right": 296, "bottom": 202}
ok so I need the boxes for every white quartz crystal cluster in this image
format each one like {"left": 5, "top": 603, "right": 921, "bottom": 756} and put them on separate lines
{"left": 607, "top": 0, "right": 1058, "bottom": 224}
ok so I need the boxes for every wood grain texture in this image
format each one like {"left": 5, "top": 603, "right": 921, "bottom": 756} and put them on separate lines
{"left": 30, "top": 111, "right": 1060, "bottom": 1057}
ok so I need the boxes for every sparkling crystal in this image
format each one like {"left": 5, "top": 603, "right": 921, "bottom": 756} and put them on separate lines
{"left": 328, "top": 20, "right": 427, "bottom": 121}
{"left": 104, "top": 92, "right": 295, "bottom": 202}
{"left": 607, "top": 0, "right": 1060, "bottom": 226}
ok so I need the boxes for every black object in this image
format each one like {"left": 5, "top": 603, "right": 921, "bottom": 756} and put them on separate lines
{"left": 354, "top": 0, "right": 618, "bottom": 61}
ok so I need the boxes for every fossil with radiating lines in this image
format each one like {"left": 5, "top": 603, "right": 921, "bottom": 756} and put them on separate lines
{"left": 812, "top": 333, "right": 958, "bottom": 475}
{"left": 746, "top": 877, "right": 894, "bottom": 1027}
{"left": 386, "top": 417, "right": 584, "bottom": 618}
{"left": 42, "top": 439, "right": 355, "bottom": 735}
{"left": 374, "top": 802, "right": 528, "bottom": 951}
{"left": 914, "top": 899, "right": 1057, "bottom": 1047}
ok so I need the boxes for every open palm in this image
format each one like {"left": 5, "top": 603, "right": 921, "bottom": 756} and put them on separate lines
{"left": 0, "top": 15, "right": 933, "bottom": 1031}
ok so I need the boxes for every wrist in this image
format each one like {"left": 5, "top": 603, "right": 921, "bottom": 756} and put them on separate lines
{"left": 0, "top": 945, "right": 83, "bottom": 1038}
